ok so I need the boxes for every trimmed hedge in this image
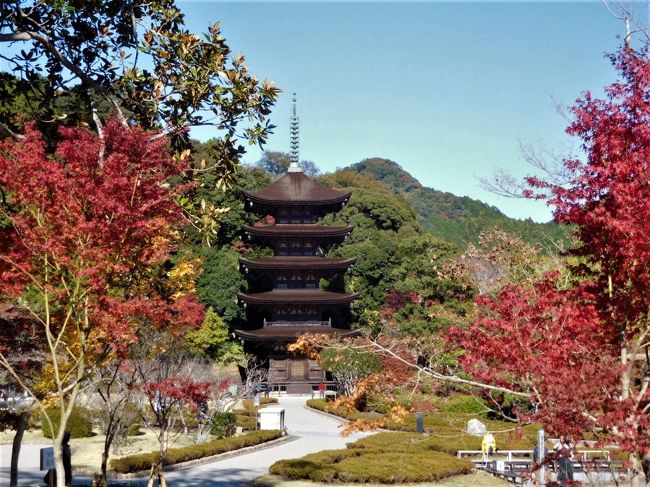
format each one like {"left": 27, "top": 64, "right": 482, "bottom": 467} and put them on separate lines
{"left": 110, "top": 430, "right": 282, "bottom": 473}
{"left": 41, "top": 406, "right": 94, "bottom": 439}
{"left": 234, "top": 397, "right": 279, "bottom": 430}
{"left": 242, "top": 397, "right": 278, "bottom": 409}
{"left": 336, "top": 452, "right": 472, "bottom": 483}
{"left": 236, "top": 415, "right": 256, "bottom": 430}
{"left": 270, "top": 433, "right": 473, "bottom": 483}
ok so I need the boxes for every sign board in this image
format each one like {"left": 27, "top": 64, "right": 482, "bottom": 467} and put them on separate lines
{"left": 253, "top": 393, "right": 260, "bottom": 407}
{"left": 40, "top": 447, "right": 55, "bottom": 470}
{"left": 495, "top": 460, "right": 505, "bottom": 471}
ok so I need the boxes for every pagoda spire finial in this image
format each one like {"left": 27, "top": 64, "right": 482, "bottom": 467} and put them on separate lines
{"left": 288, "top": 92, "right": 301, "bottom": 173}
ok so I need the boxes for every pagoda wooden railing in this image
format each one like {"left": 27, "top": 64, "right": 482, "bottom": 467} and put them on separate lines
{"left": 263, "top": 318, "right": 331, "bottom": 327}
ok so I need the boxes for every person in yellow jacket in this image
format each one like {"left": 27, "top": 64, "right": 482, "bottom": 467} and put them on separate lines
{"left": 482, "top": 432, "right": 496, "bottom": 462}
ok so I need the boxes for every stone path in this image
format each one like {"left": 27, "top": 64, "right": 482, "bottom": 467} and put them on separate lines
{"left": 0, "top": 396, "right": 370, "bottom": 486}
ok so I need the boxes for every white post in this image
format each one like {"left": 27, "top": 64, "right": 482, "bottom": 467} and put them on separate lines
{"left": 537, "top": 429, "right": 545, "bottom": 485}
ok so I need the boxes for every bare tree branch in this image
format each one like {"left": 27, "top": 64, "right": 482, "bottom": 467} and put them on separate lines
{"left": 0, "top": 121, "right": 26, "bottom": 140}
{"left": 0, "top": 30, "right": 127, "bottom": 128}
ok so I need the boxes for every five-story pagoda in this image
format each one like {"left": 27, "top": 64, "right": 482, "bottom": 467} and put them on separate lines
{"left": 234, "top": 164, "right": 359, "bottom": 393}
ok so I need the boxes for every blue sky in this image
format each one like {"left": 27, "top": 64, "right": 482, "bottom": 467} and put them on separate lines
{"left": 1, "top": 1, "right": 639, "bottom": 221}
{"left": 180, "top": 1, "right": 648, "bottom": 222}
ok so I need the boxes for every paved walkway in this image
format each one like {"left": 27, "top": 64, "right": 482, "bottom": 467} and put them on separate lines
{"left": 0, "top": 397, "right": 370, "bottom": 486}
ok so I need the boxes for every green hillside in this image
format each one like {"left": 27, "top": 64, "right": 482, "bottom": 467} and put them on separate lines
{"left": 347, "top": 158, "right": 569, "bottom": 249}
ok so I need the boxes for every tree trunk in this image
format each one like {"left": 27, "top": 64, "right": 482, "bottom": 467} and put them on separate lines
{"left": 630, "top": 452, "right": 643, "bottom": 487}
{"left": 53, "top": 441, "right": 65, "bottom": 487}
{"left": 10, "top": 411, "right": 29, "bottom": 487}
{"left": 100, "top": 449, "right": 109, "bottom": 486}
{"left": 146, "top": 464, "right": 167, "bottom": 487}
{"left": 100, "top": 428, "right": 116, "bottom": 485}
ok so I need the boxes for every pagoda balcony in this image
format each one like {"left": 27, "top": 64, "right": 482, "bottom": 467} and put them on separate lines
{"left": 234, "top": 324, "right": 361, "bottom": 342}
{"left": 263, "top": 318, "right": 332, "bottom": 327}
{"left": 239, "top": 256, "right": 356, "bottom": 273}
{"left": 238, "top": 289, "right": 360, "bottom": 306}
{"left": 243, "top": 224, "right": 353, "bottom": 240}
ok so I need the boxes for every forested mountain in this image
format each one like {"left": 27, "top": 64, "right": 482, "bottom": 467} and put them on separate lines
{"left": 346, "top": 158, "right": 569, "bottom": 249}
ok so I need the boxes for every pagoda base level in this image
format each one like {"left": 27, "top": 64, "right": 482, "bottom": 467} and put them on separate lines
{"left": 267, "top": 380, "right": 337, "bottom": 395}
{"left": 264, "top": 357, "right": 336, "bottom": 395}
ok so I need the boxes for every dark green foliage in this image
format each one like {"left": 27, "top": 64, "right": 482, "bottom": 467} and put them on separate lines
{"left": 319, "top": 170, "right": 473, "bottom": 338}
{"left": 110, "top": 430, "right": 282, "bottom": 473}
{"left": 210, "top": 412, "right": 237, "bottom": 438}
{"left": 184, "top": 307, "right": 244, "bottom": 362}
{"left": 349, "top": 158, "right": 569, "bottom": 249}
{"left": 41, "top": 406, "right": 93, "bottom": 439}
{"left": 254, "top": 151, "right": 320, "bottom": 176}
{"left": 318, "top": 172, "right": 423, "bottom": 319}
{"left": 440, "top": 394, "right": 489, "bottom": 415}
{"left": 270, "top": 433, "right": 473, "bottom": 483}
{"left": 350, "top": 158, "right": 423, "bottom": 193}
{"left": 194, "top": 247, "right": 247, "bottom": 325}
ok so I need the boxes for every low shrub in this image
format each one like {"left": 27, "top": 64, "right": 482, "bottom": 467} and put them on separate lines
{"left": 242, "top": 397, "right": 278, "bottom": 409}
{"left": 270, "top": 449, "right": 362, "bottom": 482}
{"left": 348, "top": 432, "right": 431, "bottom": 453}
{"left": 306, "top": 399, "right": 328, "bottom": 412}
{"left": 270, "top": 434, "right": 473, "bottom": 483}
{"left": 234, "top": 397, "right": 278, "bottom": 430}
{"left": 270, "top": 459, "right": 338, "bottom": 482}
{"left": 306, "top": 399, "right": 371, "bottom": 421}
{"left": 111, "top": 429, "right": 282, "bottom": 473}
{"left": 236, "top": 415, "right": 256, "bottom": 430}
{"left": 440, "top": 394, "right": 488, "bottom": 415}
{"left": 211, "top": 412, "right": 237, "bottom": 438}
{"left": 233, "top": 408, "right": 255, "bottom": 417}
{"left": 336, "top": 452, "right": 472, "bottom": 483}
{"left": 41, "top": 406, "right": 94, "bottom": 439}
{"left": 127, "top": 424, "right": 145, "bottom": 436}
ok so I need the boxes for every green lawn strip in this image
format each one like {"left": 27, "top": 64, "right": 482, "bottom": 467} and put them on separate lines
{"left": 270, "top": 433, "right": 474, "bottom": 483}
{"left": 110, "top": 429, "right": 283, "bottom": 473}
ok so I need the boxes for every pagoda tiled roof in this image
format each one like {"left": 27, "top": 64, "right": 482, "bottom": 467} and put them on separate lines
{"left": 244, "top": 172, "right": 351, "bottom": 205}
{"left": 243, "top": 224, "right": 353, "bottom": 238}
{"left": 239, "top": 256, "right": 356, "bottom": 271}
{"left": 234, "top": 325, "right": 361, "bottom": 342}
{"left": 238, "top": 289, "right": 359, "bottom": 305}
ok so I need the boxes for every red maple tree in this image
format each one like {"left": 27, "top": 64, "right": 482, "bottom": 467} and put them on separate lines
{"left": 450, "top": 46, "right": 650, "bottom": 477}
{"left": 0, "top": 120, "right": 203, "bottom": 485}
